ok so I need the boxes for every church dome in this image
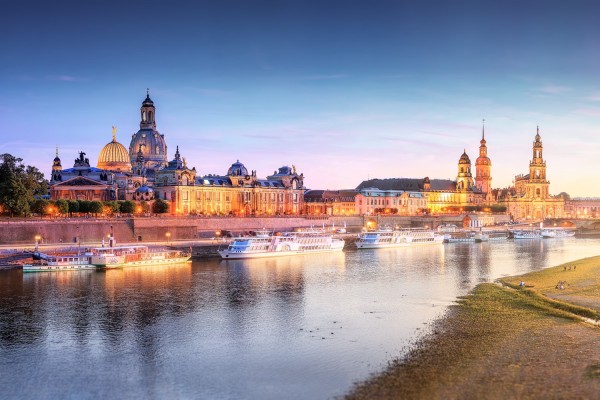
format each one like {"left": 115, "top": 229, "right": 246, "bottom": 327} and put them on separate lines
{"left": 227, "top": 160, "right": 248, "bottom": 176}
{"left": 98, "top": 129, "right": 132, "bottom": 172}
{"left": 458, "top": 150, "right": 471, "bottom": 164}
{"left": 135, "top": 185, "right": 153, "bottom": 194}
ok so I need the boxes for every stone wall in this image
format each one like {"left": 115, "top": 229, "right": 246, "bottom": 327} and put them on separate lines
{"left": 0, "top": 213, "right": 512, "bottom": 246}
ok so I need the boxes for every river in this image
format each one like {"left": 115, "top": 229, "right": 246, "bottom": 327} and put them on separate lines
{"left": 1, "top": 238, "right": 599, "bottom": 399}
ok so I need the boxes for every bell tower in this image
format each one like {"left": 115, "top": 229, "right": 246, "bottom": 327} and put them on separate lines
{"left": 51, "top": 146, "right": 62, "bottom": 182}
{"left": 528, "top": 126, "right": 549, "bottom": 198}
{"left": 456, "top": 150, "right": 474, "bottom": 192}
{"left": 140, "top": 88, "right": 156, "bottom": 130}
{"left": 475, "top": 119, "right": 492, "bottom": 194}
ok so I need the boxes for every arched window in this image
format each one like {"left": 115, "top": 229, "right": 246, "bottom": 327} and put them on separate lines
{"left": 149, "top": 111, "right": 153, "bottom": 122}
{"left": 142, "top": 111, "right": 146, "bottom": 121}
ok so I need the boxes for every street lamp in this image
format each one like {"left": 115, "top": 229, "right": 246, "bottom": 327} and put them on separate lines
{"left": 35, "top": 235, "right": 41, "bottom": 252}
{"left": 166, "top": 232, "right": 171, "bottom": 245}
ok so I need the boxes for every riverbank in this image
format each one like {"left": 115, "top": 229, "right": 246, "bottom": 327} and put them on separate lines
{"left": 346, "top": 256, "right": 600, "bottom": 399}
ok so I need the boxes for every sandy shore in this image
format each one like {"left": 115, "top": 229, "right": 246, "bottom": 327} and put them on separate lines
{"left": 346, "top": 257, "right": 600, "bottom": 399}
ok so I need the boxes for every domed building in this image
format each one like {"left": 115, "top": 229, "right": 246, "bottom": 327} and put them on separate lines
{"left": 227, "top": 160, "right": 249, "bottom": 177}
{"left": 97, "top": 127, "right": 132, "bottom": 173}
{"left": 456, "top": 150, "right": 474, "bottom": 191}
{"left": 128, "top": 91, "right": 168, "bottom": 181}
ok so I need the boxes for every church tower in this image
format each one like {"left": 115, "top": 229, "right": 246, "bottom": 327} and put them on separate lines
{"left": 527, "top": 126, "right": 549, "bottom": 198}
{"left": 475, "top": 120, "right": 492, "bottom": 194}
{"left": 456, "top": 150, "right": 474, "bottom": 191}
{"left": 51, "top": 146, "right": 62, "bottom": 182}
{"left": 129, "top": 90, "right": 168, "bottom": 181}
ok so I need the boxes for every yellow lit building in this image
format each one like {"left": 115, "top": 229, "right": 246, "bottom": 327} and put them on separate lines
{"left": 153, "top": 152, "right": 305, "bottom": 215}
{"left": 497, "top": 127, "right": 564, "bottom": 220}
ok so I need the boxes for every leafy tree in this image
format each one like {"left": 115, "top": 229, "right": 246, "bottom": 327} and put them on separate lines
{"left": 31, "top": 199, "right": 50, "bottom": 216}
{"left": 68, "top": 200, "right": 79, "bottom": 215}
{"left": 152, "top": 199, "right": 170, "bottom": 214}
{"left": 104, "top": 201, "right": 120, "bottom": 215}
{"left": 78, "top": 200, "right": 90, "bottom": 214}
{"left": 0, "top": 154, "right": 32, "bottom": 216}
{"left": 139, "top": 201, "right": 150, "bottom": 213}
{"left": 89, "top": 201, "right": 103, "bottom": 216}
{"left": 119, "top": 200, "right": 135, "bottom": 214}
{"left": 54, "top": 199, "right": 69, "bottom": 215}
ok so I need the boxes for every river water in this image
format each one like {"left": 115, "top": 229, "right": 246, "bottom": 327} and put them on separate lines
{"left": 1, "top": 238, "right": 599, "bottom": 399}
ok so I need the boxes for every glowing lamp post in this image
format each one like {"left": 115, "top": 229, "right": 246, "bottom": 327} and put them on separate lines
{"left": 166, "top": 232, "right": 171, "bottom": 245}
{"left": 34, "top": 235, "right": 41, "bottom": 252}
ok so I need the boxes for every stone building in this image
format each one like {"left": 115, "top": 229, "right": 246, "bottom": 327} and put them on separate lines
{"left": 153, "top": 152, "right": 306, "bottom": 215}
{"left": 497, "top": 127, "right": 564, "bottom": 219}
{"left": 49, "top": 150, "right": 118, "bottom": 201}
{"left": 304, "top": 190, "right": 359, "bottom": 215}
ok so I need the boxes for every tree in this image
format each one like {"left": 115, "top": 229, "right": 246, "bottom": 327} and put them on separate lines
{"left": 31, "top": 199, "right": 49, "bottom": 216}
{"left": 104, "top": 201, "right": 120, "bottom": 215}
{"left": 89, "top": 201, "right": 103, "bottom": 216}
{"left": 54, "top": 199, "right": 69, "bottom": 216}
{"left": 152, "top": 199, "right": 170, "bottom": 214}
{"left": 119, "top": 200, "right": 135, "bottom": 214}
{"left": 78, "top": 200, "right": 90, "bottom": 214}
{"left": 0, "top": 154, "right": 31, "bottom": 216}
{"left": 139, "top": 201, "right": 150, "bottom": 213}
{"left": 67, "top": 200, "right": 79, "bottom": 216}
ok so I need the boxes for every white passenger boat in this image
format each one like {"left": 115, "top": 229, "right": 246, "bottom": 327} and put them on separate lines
{"left": 89, "top": 245, "right": 191, "bottom": 268}
{"left": 355, "top": 228, "right": 444, "bottom": 249}
{"left": 23, "top": 254, "right": 96, "bottom": 272}
{"left": 511, "top": 229, "right": 541, "bottom": 239}
{"left": 445, "top": 231, "right": 478, "bottom": 243}
{"left": 218, "top": 230, "right": 345, "bottom": 259}
{"left": 541, "top": 228, "right": 576, "bottom": 238}
{"left": 485, "top": 230, "right": 510, "bottom": 241}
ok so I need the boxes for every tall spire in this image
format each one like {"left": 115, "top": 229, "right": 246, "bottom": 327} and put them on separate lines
{"left": 482, "top": 118, "right": 485, "bottom": 140}
{"left": 55, "top": 145, "right": 59, "bottom": 158}
{"left": 112, "top": 125, "right": 117, "bottom": 142}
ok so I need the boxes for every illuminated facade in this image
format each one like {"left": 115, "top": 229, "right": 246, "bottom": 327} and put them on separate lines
{"left": 153, "top": 153, "right": 306, "bottom": 215}
{"left": 304, "top": 190, "right": 359, "bottom": 215}
{"left": 474, "top": 122, "right": 493, "bottom": 201}
{"left": 498, "top": 127, "right": 564, "bottom": 220}
{"left": 355, "top": 188, "right": 427, "bottom": 215}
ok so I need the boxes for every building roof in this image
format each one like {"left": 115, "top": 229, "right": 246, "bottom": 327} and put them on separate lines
{"left": 356, "top": 178, "right": 457, "bottom": 192}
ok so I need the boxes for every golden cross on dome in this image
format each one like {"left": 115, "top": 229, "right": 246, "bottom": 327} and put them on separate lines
{"left": 112, "top": 126, "right": 117, "bottom": 141}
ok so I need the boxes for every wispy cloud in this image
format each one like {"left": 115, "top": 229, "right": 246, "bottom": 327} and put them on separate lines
{"left": 586, "top": 93, "right": 600, "bottom": 102}
{"left": 537, "top": 85, "right": 571, "bottom": 95}
{"left": 47, "top": 75, "right": 84, "bottom": 82}
{"left": 298, "top": 74, "right": 349, "bottom": 81}
{"left": 196, "top": 88, "right": 234, "bottom": 97}
{"left": 574, "top": 107, "right": 600, "bottom": 117}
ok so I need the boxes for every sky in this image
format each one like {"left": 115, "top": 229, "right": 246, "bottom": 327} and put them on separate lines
{"left": 1, "top": 0, "right": 600, "bottom": 196}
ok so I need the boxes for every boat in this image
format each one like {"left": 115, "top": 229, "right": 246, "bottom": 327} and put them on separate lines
{"left": 89, "top": 245, "right": 191, "bottom": 268}
{"left": 355, "top": 228, "right": 444, "bottom": 249}
{"left": 485, "top": 230, "right": 510, "bottom": 241}
{"left": 22, "top": 253, "right": 96, "bottom": 272}
{"left": 218, "top": 229, "right": 345, "bottom": 259}
{"left": 541, "top": 228, "right": 576, "bottom": 238}
{"left": 445, "top": 231, "right": 478, "bottom": 243}
{"left": 511, "top": 229, "right": 541, "bottom": 239}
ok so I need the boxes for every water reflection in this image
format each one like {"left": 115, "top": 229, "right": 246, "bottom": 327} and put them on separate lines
{"left": 0, "top": 239, "right": 599, "bottom": 399}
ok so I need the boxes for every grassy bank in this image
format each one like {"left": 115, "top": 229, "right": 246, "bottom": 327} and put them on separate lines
{"left": 346, "top": 257, "right": 600, "bottom": 399}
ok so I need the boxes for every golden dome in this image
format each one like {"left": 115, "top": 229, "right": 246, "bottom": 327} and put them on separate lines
{"left": 97, "top": 127, "right": 132, "bottom": 172}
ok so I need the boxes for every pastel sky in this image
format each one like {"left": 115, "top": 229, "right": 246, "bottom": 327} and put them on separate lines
{"left": 2, "top": 0, "right": 599, "bottom": 196}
